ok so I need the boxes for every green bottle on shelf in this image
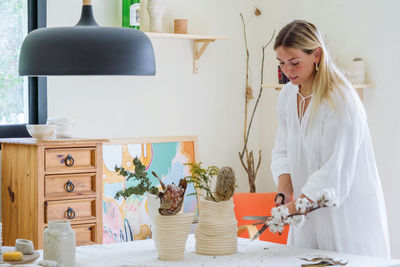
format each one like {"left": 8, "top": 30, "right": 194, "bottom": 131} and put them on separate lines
{"left": 122, "top": 0, "right": 140, "bottom": 29}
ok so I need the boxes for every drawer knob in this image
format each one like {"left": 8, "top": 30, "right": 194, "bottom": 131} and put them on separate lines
{"left": 66, "top": 207, "right": 76, "bottom": 220}
{"left": 65, "top": 154, "right": 75, "bottom": 167}
{"left": 65, "top": 180, "right": 75, "bottom": 193}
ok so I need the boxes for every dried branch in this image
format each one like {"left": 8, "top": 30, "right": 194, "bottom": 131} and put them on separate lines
{"left": 238, "top": 14, "right": 274, "bottom": 192}
{"left": 240, "top": 30, "right": 275, "bottom": 157}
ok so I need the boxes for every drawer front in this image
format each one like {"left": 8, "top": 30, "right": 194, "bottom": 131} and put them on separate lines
{"left": 73, "top": 223, "right": 97, "bottom": 246}
{"left": 45, "top": 173, "right": 96, "bottom": 199}
{"left": 45, "top": 147, "right": 96, "bottom": 172}
{"left": 45, "top": 199, "right": 96, "bottom": 223}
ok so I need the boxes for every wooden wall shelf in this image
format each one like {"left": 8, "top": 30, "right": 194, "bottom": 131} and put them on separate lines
{"left": 144, "top": 32, "right": 228, "bottom": 74}
{"left": 262, "top": 83, "right": 375, "bottom": 101}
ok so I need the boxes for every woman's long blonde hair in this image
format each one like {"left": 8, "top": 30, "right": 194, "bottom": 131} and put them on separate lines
{"left": 274, "top": 20, "right": 365, "bottom": 124}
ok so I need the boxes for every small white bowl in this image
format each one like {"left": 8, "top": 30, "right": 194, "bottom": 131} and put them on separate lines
{"left": 26, "top": 124, "right": 56, "bottom": 140}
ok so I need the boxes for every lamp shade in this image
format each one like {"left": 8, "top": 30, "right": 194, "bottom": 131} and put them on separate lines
{"left": 19, "top": 4, "right": 156, "bottom": 76}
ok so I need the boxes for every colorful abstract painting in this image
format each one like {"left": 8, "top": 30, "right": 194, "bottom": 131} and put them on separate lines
{"left": 102, "top": 137, "right": 198, "bottom": 244}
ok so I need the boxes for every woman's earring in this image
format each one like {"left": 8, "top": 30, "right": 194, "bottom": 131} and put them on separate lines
{"left": 315, "top": 62, "right": 319, "bottom": 72}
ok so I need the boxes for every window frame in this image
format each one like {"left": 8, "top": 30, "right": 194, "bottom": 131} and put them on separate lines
{"left": 0, "top": 0, "right": 47, "bottom": 139}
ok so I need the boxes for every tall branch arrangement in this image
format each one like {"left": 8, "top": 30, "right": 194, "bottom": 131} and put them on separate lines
{"left": 239, "top": 10, "right": 275, "bottom": 193}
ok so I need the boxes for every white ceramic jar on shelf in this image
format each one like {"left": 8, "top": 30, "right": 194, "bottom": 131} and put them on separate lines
{"left": 347, "top": 57, "right": 366, "bottom": 84}
{"left": 147, "top": 0, "right": 165, "bottom": 32}
{"left": 43, "top": 220, "right": 76, "bottom": 267}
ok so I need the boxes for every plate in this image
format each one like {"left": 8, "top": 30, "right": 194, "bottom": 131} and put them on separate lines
{"left": 1, "top": 251, "right": 40, "bottom": 265}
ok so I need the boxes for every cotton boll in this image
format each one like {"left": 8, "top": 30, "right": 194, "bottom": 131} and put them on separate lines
{"left": 268, "top": 206, "right": 289, "bottom": 234}
{"left": 271, "top": 206, "right": 289, "bottom": 219}
{"left": 277, "top": 206, "right": 289, "bottom": 218}
{"left": 271, "top": 207, "right": 281, "bottom": 218}
{"left": 268, "top": 222, "right": 278, "bottom": 233}
{"left": 295, "top": 198, "right": 311, "bottom": 213}
{"left": 267, "top": 219, "right": 285, "bottom": 234}
{"left": 317, "top": 188, "right": 337, "bottom": 207}
{"left": 286, "top": 215, "right": 306, "bottom": 227}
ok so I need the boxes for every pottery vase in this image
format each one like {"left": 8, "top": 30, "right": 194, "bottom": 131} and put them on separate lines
{"left": 147, "top": 0, "right": 165, "bottom": 32}
{"left": 195, "top": 198, "right": 238, "bottom": 255}
{"left": 152, "top": 213, "right": 194, "bottom": 261}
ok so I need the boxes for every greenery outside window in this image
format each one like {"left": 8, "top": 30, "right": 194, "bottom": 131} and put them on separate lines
{"left": 0, "top": 0, "right": 47, "bottom": 139}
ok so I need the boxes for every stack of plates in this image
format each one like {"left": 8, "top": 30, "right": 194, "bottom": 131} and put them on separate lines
{"left": 47, "top": 117, "right": 76, "bottom": 138}
{"left": 195, "top": 198, "right": 238, "bottom": 256}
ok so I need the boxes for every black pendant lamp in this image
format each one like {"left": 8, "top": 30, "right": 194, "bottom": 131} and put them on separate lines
{"left": 19, "top": 0, "right": 156, "bottom": 76}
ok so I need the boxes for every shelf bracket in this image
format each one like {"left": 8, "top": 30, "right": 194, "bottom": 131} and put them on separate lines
{"left": 193, "top": 39, "right": 215, "bottom": 74}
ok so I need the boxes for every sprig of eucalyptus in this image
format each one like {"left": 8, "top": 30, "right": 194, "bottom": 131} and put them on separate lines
{"left": 114, "top": 157, "right": 159, "bottom": 200}
{"left": 185, "top": 162, "right": 219, "bottom": 202}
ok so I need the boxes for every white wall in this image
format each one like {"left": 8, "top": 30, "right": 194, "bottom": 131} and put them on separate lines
{"left": 46, "top": 0, "right": 269, "bottom": 194}
{"left": 45, "top": 0, "right": 400, "bottom": 258}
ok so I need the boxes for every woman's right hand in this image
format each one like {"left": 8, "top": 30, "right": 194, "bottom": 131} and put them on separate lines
{"left": 276, "top": 174, "right": 294, "bottom": 206}
{"left": 274, "top": 192, "right": 293, "bottom": 206}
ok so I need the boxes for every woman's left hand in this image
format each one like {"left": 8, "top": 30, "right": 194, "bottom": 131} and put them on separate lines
{"left": 285, "top": 200, "right": 298, "bottom": 215}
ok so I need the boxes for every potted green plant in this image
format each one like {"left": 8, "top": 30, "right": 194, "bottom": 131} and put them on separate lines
{"left": 185, "top": 162, "right": 238, "bottom": 256}
{"left": 114, "top": 157, "right": 161, "bottom": 221}
{"left": 115, "top": 157, "right": 193, "bottom": 261}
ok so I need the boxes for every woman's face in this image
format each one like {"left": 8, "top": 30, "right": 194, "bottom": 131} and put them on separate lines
{"left": 276, "top": 46, "right": 320, "bottom": 87}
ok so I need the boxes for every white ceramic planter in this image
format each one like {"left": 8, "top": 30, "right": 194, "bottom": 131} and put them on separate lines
{"left": 146, "top": 192, "right": 159, "bottom": 222}
{"left": 195, "top": 198, "right": 238, "bottom": 256}
{"left": 152, "top": 213, "right": 194, "bottom": 261}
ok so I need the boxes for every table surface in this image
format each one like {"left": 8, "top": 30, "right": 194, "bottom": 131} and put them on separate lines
{"left": 30, "top": 235, "right": 400, "bottom": 267}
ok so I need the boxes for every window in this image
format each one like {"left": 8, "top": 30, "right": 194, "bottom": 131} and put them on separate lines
{"left": 0, "top": 0, "right": 47, "bottom": 138}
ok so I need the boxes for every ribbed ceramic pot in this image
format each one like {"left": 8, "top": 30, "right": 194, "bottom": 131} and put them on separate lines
{"left": 195, "top": 198, "right": 238, "bottom": 256}
{"left": 152, "top": 213, "right": 194, "bottom": 261}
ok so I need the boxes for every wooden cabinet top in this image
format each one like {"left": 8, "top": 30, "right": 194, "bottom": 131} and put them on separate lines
{"left": 0, "top": 138, "right": 109, "bottom": 146}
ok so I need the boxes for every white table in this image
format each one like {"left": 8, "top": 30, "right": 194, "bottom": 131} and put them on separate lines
{"left": 33, "top": 235, "right": 400, "bottom": 267}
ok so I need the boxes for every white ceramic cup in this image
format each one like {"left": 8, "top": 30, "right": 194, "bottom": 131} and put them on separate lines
{"left": 15, "top": 239, "right": 34, "bottom": 255}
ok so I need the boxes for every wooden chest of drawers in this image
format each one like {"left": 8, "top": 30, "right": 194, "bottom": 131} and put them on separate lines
{"left": 0, "top": 138, "right": 107, "bottom": 249}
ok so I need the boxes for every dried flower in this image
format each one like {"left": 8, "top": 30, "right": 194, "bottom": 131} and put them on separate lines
{"left": 158, "top": 178, "right": 187, "bottom": 215}
{"left": 215, "top": 167, "right": 236, "bottom": 201}
{"left": 246, "top": 85, "right": 254, "bottom": 102}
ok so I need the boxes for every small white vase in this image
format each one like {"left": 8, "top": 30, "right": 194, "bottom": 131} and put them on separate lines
{"left": 195, "top": 198, "right": 238, "bottom": 256}
{"left": 43, "top": 220, "right": 76, "bottom": 267}
{"left": 152, "top": 213, "right": 194, "bottom": 261}
{"left": 147, "top": 0, "right": 165, "bottom": 32}
{"left": 347, "top": 58, "right": 366, "bottom": 84}
{"left": 146, "top": 192, "right": 159, "bottom": 222}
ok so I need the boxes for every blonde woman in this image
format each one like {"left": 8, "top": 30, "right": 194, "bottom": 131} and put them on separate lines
{"left": 271, "top": 20, "right": 390, "bottom": 257}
